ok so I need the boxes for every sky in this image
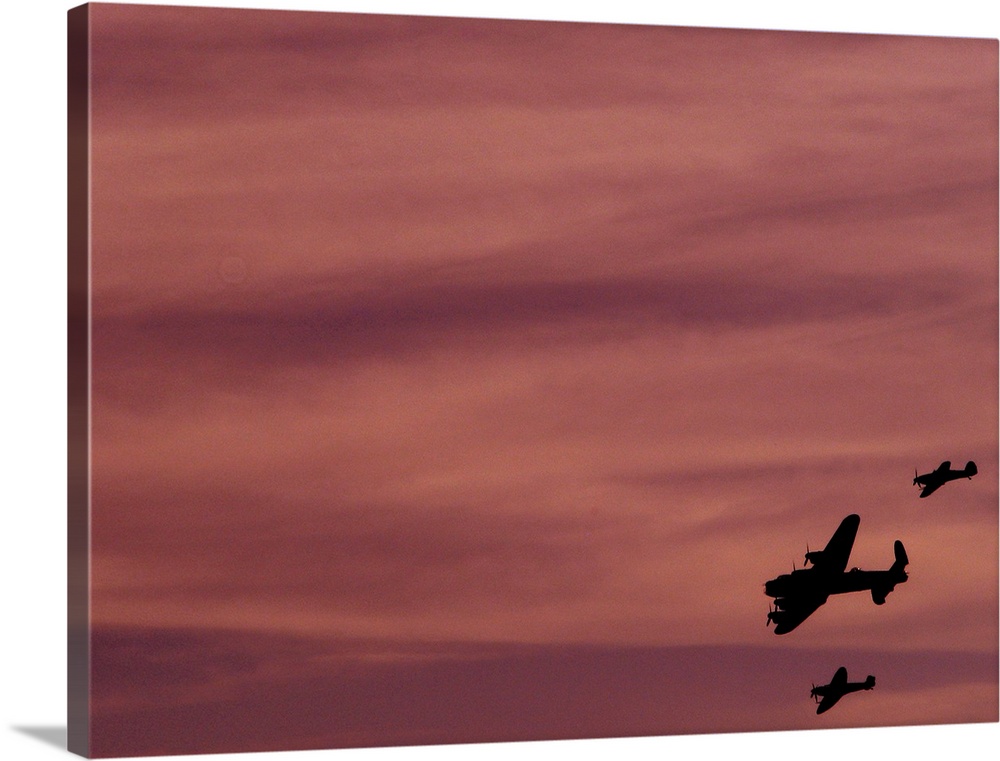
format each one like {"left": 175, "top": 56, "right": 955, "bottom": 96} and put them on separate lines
{"left": 75, "top": 2, "right": 998, "bottom": 757}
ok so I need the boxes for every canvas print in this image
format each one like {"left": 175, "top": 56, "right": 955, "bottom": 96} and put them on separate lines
{"left": 67, "top": 3, "right": 999, "bottom": 758}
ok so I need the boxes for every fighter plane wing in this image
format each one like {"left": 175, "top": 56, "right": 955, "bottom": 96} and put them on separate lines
{"left": 816, "top": 692, "right": 843, "bottom": 714}
{"left": 814, "top": 514, "right": 860, "bottom": 574}
{"left": 919, "top": 482, "right": 942, "bottom": 498}
{"left": 816, "top": 667, "right": 848, "bottom": 714}
{"left": 772, "top": 592, "right": 829, "bottom": 635}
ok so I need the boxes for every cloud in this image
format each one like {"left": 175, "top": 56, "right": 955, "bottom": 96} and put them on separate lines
{"left": 89, "top": 625, "right": 999, "bottom": 757}
{"left": 91, "top": 262, "right": 982, "bottom": 384}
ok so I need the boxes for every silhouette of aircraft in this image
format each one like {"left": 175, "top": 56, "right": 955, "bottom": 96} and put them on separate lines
{"left": 811, "top": 666, "right": 874, "bottom": 714}
{"left": 764, "top": 514, "right": 908, "bottom": 634}
{"left": 913, "top": 460, "right": 977, "bottom": 498}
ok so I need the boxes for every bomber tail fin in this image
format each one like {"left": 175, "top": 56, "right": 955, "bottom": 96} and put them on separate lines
{"left": 873, "top": 541, "right": 909, "bottom": 604}
{"left": 892, "top": 540, "right": 908, "bottom": 571}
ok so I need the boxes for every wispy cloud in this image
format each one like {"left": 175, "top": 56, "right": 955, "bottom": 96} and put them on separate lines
{"left": 90, "top": 625, "right": 999, "bottom": 756}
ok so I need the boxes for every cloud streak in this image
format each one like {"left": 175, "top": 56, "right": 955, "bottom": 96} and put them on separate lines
{"left": 91, "top": 263, "right": 985, "bottom": 387}
{"left": 90, "top": 625, "right": 999, "bottom": 757}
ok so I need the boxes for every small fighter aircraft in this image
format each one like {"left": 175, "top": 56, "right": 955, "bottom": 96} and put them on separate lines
{"left": 913, "top": 460, "right": 977, "bottom": 498}
{"left": 811, "top": 667, "right": 875, "bottom": 714}
{"left": 764, "top": 514, "right": 908, "bottom": 634}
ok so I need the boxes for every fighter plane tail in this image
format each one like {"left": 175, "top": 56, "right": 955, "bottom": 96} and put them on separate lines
{"left": 965, "top": 461, "right": 978, "bottom": 477}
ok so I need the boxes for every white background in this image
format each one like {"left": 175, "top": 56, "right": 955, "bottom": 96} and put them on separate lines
{"left": 1, "top": 2, "right": 997, "bottom": 760}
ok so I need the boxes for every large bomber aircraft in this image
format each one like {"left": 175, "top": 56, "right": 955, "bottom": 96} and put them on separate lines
{"left": 764, "top": 514, "right": 908, "bottom": 634}
{"left": 913, "top": 460, "right": 977, "bottom": 498}
{"left": 810, "top": 667, "right": 875, "bottom": 714}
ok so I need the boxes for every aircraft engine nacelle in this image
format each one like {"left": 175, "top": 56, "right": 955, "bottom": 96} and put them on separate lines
{"left": 804, "top": 550, "right": 824, "bottom": 566}
{"left": 764, "top": 575, "right": 792, "bottom": 598}
{"left": 871, "top": 589, "right": 887, "bottom": 605}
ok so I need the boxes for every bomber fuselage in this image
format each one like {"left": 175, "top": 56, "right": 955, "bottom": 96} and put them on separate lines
{"left": 765, "top": 567, "right": 905, "bottom": 600}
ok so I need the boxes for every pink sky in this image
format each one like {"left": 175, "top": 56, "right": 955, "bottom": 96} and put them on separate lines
{"left": 82, "top": 3, "right": 997, "bottom": 756}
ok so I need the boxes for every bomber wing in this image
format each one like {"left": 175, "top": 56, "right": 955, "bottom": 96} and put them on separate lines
{"left": 815, "top": 514, "right": 860, "bottom": 574}
{"left": 767, "top": 516, "right": 858, "bottom": 634}
{"left": 771, "top": 592, "right": 828, "bottom": 635}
